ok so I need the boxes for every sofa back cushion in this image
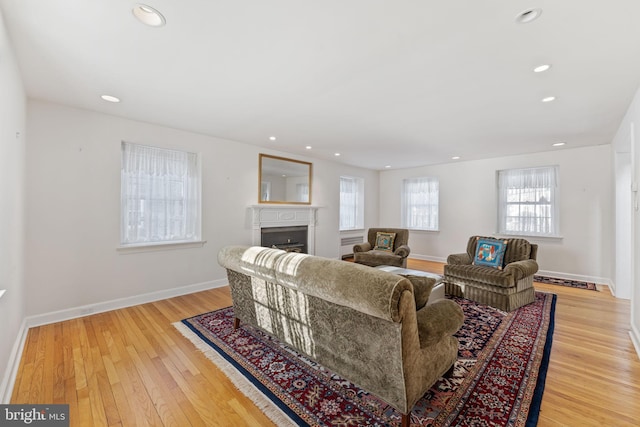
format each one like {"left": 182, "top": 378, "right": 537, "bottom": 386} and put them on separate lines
{"left": 466, "top": 236, "right": 537, "bottom": 266}
{"left": 218, "top": 245, "right": 411, "bottom": 322}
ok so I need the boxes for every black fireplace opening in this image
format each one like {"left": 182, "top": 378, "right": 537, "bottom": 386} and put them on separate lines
{"left": 261, "top": 225, "right": 308, "bottom": 253}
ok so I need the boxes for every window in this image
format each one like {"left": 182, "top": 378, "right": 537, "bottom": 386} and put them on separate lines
{"left": 401, "top": 177, "right": 439, "bottom": 231}
{"left": 121, "top": 142, "right": 201, "bottom": 245}
{"left": 340, "top": 176, "right": 364, "bottom": 230}
{"left": 497, "top": 166, "right": 559, "bottom": 237}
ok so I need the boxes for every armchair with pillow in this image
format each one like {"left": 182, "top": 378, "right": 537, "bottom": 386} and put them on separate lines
{"left": 444, "top": 236, "right": 539, "bottom": 311}
{"left": 353, "top": 228, "right": 411, "bottom": 268}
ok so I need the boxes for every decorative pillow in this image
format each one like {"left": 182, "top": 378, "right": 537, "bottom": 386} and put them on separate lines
{"left": 473, "top": 237, "right": 508, "bottom": 270}
{"left": 402, "top": 275, "right": 436, "bottom": 310}
{"left": 374, "top": 232, "right": 396, "bottom": 252}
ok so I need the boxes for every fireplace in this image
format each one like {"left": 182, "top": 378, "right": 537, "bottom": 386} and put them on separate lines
{"left": 251, "top": 205, "right": 318, "bottom": 255}
{"left": 261, "top": 225, "right": 308, "bottom": 253}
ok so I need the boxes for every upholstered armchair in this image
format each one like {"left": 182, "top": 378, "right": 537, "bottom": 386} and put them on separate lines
{"left": 444, "top": 236, "right": 539, "bottom": 311}
{"left": 353, "top": 228, "right": 410, "bottom": 268}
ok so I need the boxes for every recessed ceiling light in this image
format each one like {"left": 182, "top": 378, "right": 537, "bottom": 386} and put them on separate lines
{"left": 132, "top": 4, "right": 166, "bottom": 27}
{"left": 541, "top": 96, "right": 556, "bottom": 103}
{"left": 533, "top": 64, "right": 551, "bottom": 73}
{"left": 269, "top": 136, "right": 276, "bottom": 141}
{"left": 552, "top": 142, "right": 566, "bottom": 147}
{"left": 384, "top": 165, "right": 391, "bottom": 168}
{"left": 452, "top": 156, "right": 461, "bottom": 160}
{"left": 305, "top": 146, "right": 312, "bottom": 150}
{"left": 334, "top": 153, "right": 340, "bottom": 156}
{"left": 101, "top": 95, "right": 120, "bottom": 103}
{"left": 516, "top": 8, "right": 542, "bottom": 24}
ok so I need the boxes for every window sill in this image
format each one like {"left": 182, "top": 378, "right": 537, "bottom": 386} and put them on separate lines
{"left": 117, "top": 240, "right": 207, "bottom": 254}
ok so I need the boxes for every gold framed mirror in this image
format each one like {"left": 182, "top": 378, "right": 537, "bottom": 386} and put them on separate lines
{"left": 259, "top": 154, "right": 312, "bottom": 204}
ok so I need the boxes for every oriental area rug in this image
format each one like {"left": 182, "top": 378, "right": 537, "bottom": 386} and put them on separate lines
{"left": 534, "top": 275, "right": 599, "bottom": 291}
{"left": 175, "top": 292, "right": 556, "bottom": 427}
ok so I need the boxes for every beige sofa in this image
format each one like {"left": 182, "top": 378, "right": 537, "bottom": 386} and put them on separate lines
{"left": 444, "top": 236, "right": 539, "bottom": 311}
{"left": 218, "top": 245, "right": 464, "bottom": 426}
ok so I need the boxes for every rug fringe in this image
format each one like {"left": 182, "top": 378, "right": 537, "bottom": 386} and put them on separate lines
{"left": 173, "top": 322, "right": 298, "bottom": 427}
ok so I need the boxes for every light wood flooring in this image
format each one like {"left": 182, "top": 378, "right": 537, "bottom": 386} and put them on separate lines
{"left": 10, "top": 259, "right": 640, "bottom": 426}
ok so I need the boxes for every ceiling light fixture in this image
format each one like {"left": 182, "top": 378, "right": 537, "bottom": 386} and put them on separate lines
{"left": 269, "top": 136, "right": 276, "bottom": 141}
{"left": 334, "top": 153, "right": 341, "bottom": 156}
{"left": 533, "top": 64, "right": 551, "bottom": 73}
{"left": 101, "top": 95, "right": 120, "bottom": 103}
{"left": 384, "top": 165, "right": 391, "bottom": 168}
{"left": 305, "top": 146, "right": 312, "bottom": 150}
{"left": 452, "top": 156, "right": 461, "bottom": 160}
{"left": 541, "top": 96, "right": 556, "bottom": 103}
{"left": 515, "top": 8, "right": 542, "bottom": 24}
{"left": 552, "top": 142, "right": 566, "bottom": 147}
{"left": 132, "top": 4, "right": 166, "bottom": 27}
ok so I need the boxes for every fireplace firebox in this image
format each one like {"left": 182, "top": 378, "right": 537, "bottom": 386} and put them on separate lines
{"left": 261, "top": 226, "right": 308, "bottom": 253}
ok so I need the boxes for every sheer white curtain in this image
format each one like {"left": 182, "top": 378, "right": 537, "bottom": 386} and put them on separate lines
{"left": 401, "top": 177, "right": 439, "bottom": 230}
{"left": 121, "top": 142, "right": 200, "bottom": 245}
{"left": 340, "top": 177, "right": 358, "bottom": 230}
{"left": 497, "top": 166, "right": 558, "bottom": 236}
{"left": 340, "top": 176, "right": 364, "bottom": 230}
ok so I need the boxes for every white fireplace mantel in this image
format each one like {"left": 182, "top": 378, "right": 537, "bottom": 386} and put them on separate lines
{"left": 250, "top": 205, "right": 319, "bottom": 254}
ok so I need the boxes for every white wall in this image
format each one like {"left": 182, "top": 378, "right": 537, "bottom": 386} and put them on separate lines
{"left": 379, "top": 145, "right": 614, "bottom": 282}
{"left": 24, "top": 100, "right": 379, "bottom": 317}
{"left": 612, "top": 85, "right": 640, "bottom": 357}
{"left": 0, "top": 9, "right": 27, "bottom": 402}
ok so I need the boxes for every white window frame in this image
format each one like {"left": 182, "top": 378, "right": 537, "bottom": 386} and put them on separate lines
{"left": 401, "top": 177, "right": 439, "bottom": 231}
{"left": 120, "top": 142, "right": 202, "bottom": 248}
{"left": 339, "top": 176, "right": 365, "bottom": 231}
{"left": 497, "top": 166, "right": 559, "bottom": 237}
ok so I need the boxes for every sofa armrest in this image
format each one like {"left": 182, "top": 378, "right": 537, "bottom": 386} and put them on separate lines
{"left": 447, "top": 253, "right": 471, "bottom": 265}
{"left": 504, "top": 259, "right": 539, "bottom": 280}
{"left": 394, "top": 244, "right": 411, "bottom": 258}
{"left": 416, "top": 300, "right": 464, "bottom": 348}
{"left": 353, "top": 242, "right": 372, "bottom": 253}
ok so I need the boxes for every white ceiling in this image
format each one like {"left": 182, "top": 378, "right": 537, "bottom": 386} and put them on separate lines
{"left": 2, "top": 0, "right": 640, "bottom": 170}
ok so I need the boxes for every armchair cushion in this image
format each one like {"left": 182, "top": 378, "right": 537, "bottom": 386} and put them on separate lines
{"left": 374, "top": 232, "right": 396, "bottom": 252}
{"left": 472, "top": 237, "right": 508, "bottom": 270}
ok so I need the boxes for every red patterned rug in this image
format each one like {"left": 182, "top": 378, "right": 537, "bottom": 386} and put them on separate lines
{"left": 176, "top": 292, "right": 556, "bottom": 427}
{"left": 534, "top": 275, "right": 598, "bottom": 291}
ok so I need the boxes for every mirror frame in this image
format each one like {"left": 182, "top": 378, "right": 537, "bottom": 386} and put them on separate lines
{"left": 258, "top": 154, "right": 312, "bottom": 204}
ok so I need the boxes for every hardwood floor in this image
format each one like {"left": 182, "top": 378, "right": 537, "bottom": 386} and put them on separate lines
{"left": 10, "top": 260, "right": 640, "bottom": 426}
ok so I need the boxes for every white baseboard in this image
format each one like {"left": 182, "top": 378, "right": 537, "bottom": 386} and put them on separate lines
{"left": 25, "top": 278, "right": 227, "bottom": 328}
{"left": 537, "top": 269, "right": 612, "bottom": 288}
{"left": 409, "top": 254, "right": 448, "bottom": 264}
{"left": 0, "top": 278, "right": 227, "bottom": 403}
{"left": 631, "top": 324, "right": 640, "bottom": 361}
{"left": 0, "top": 318, "right": 28, "bottom": 404}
